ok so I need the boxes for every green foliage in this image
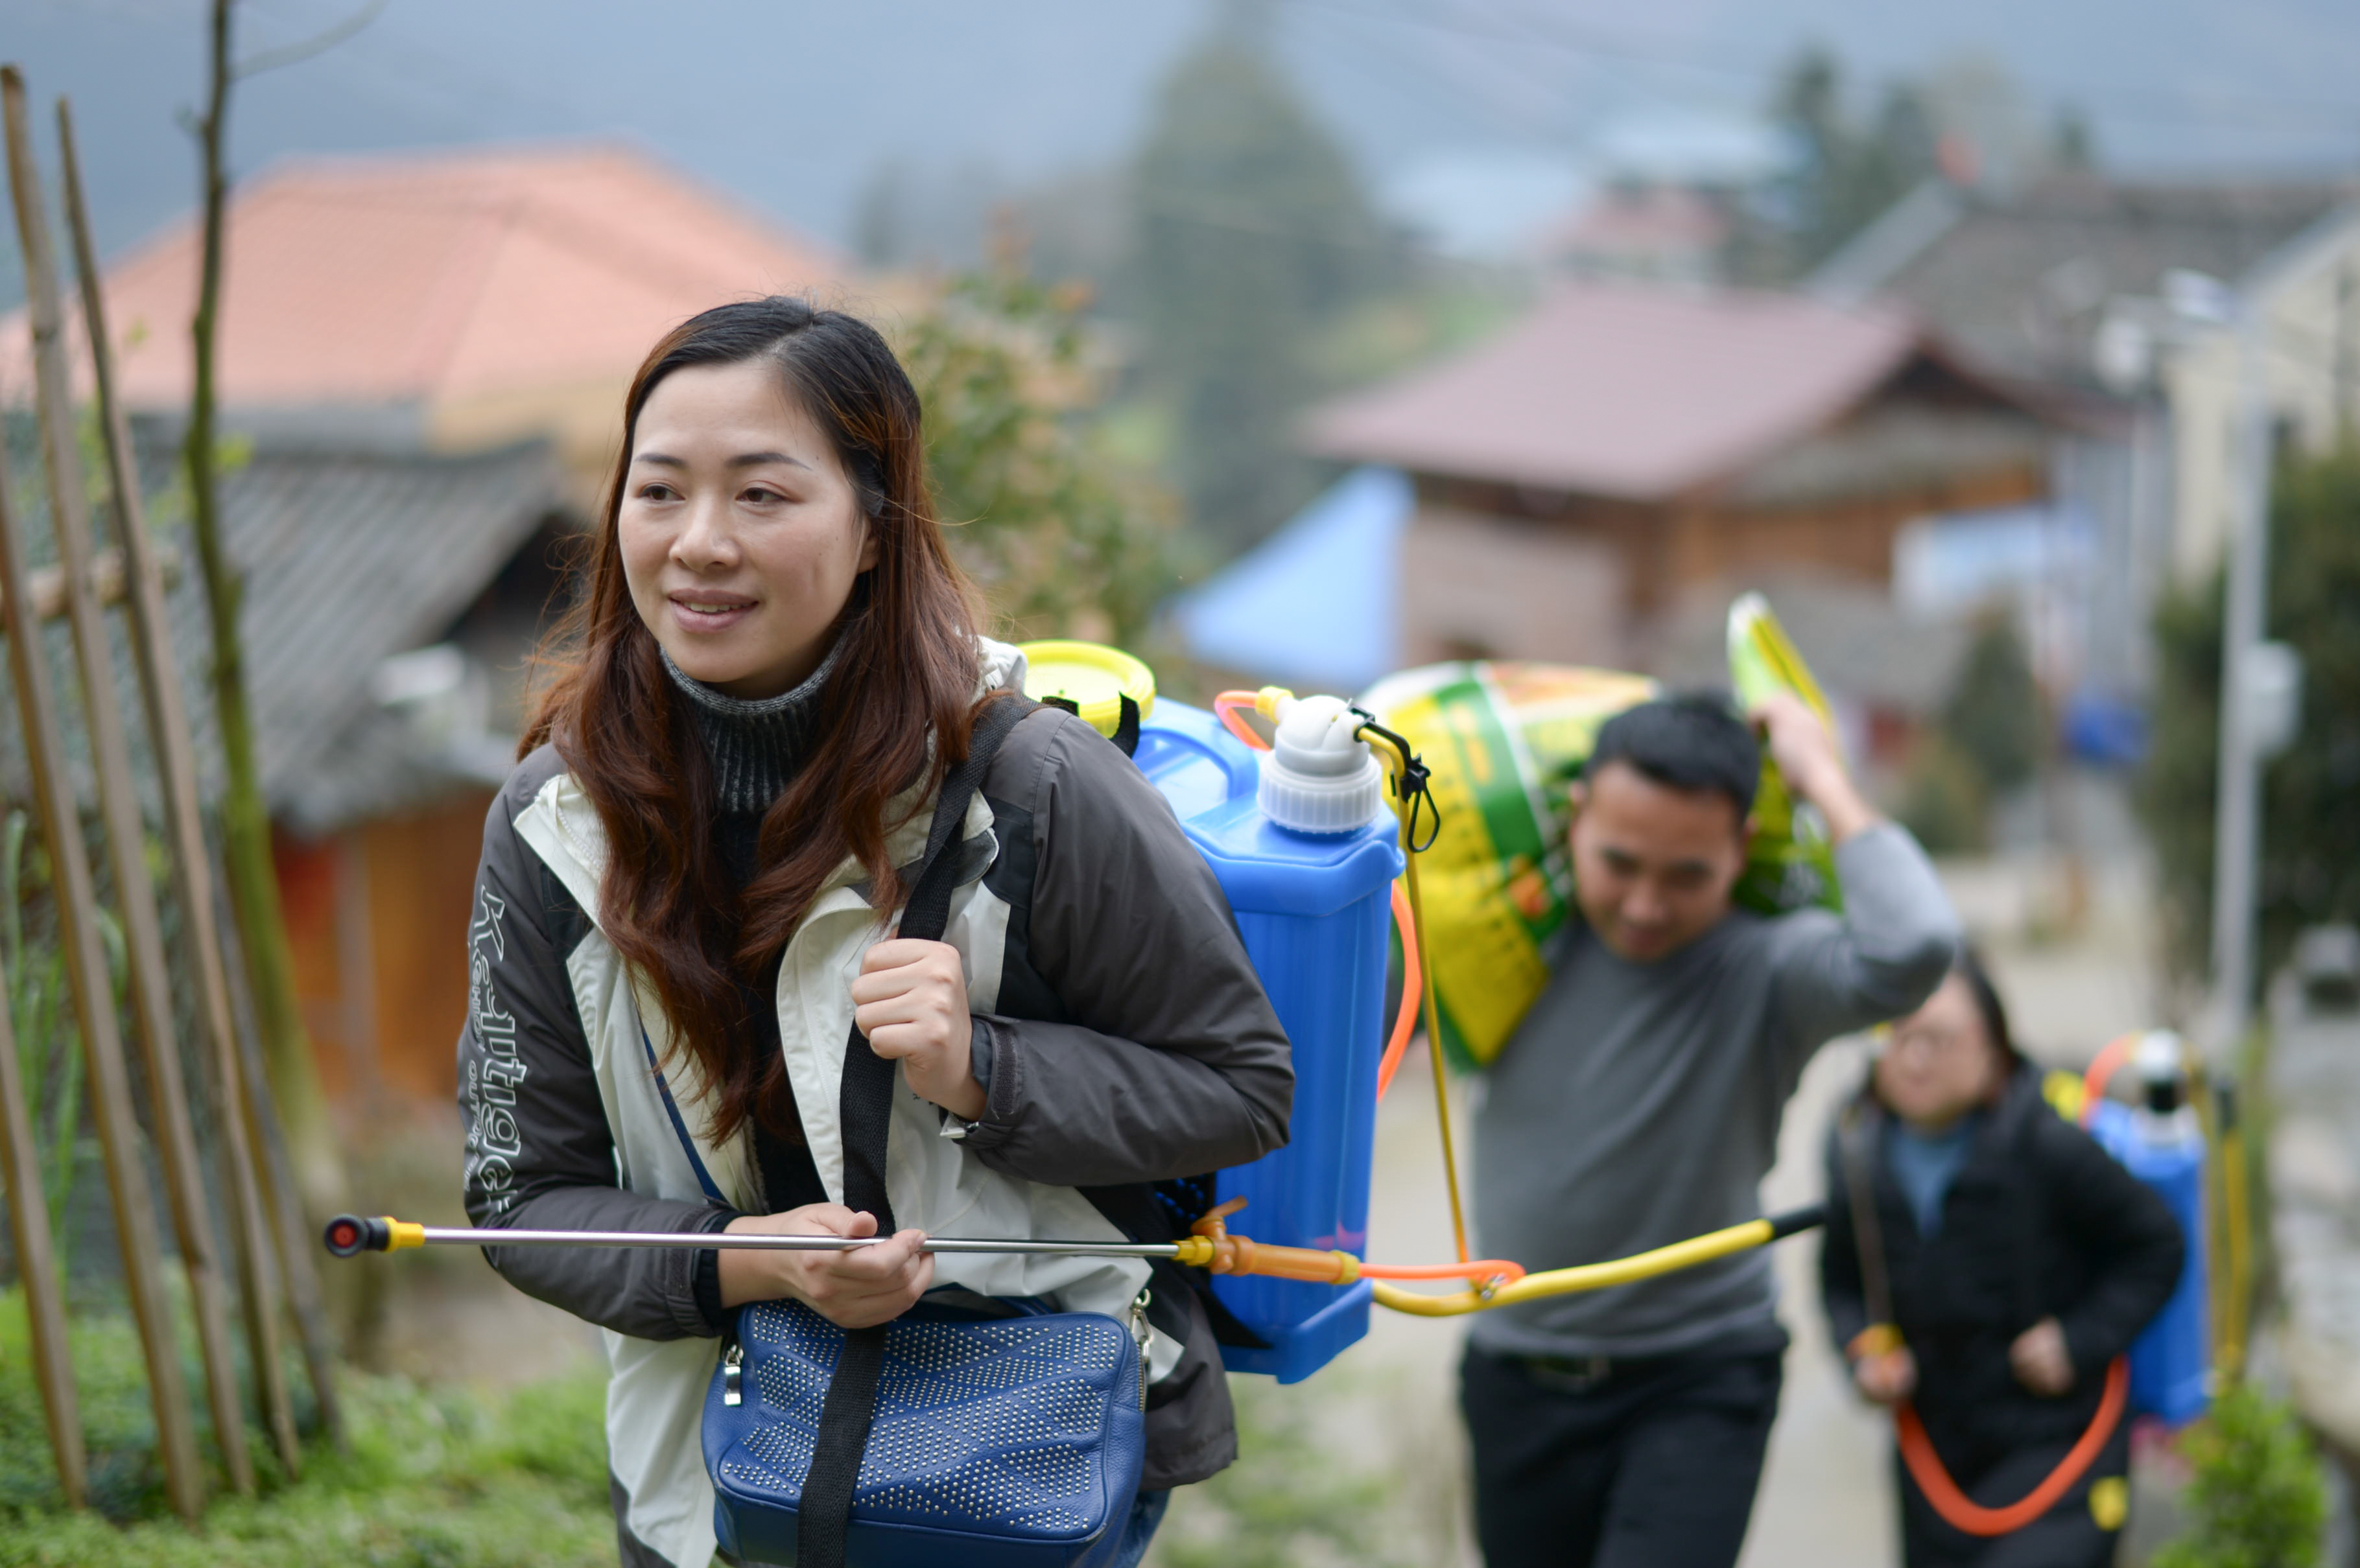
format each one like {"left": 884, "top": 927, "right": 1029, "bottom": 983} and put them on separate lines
{"left": 899, "top": 270, "right": 1190, "bottom": 647}
{"left": 2152, "top": 1385, "right": 2328, "bottom": 1568}
{"left": 1943, "top": 612, "right": 2044, "bottom": 798}
{"left": 1147, "top": 1376, "right": 1422, "bottom": 1568}
{"left": 1896, "top": 732, "right": 1991, "bottom": 855}
{"left": 2140, "top": 446, "right": 2360, "bottom": 983}
{"left": 1891, "top": 614, "right": 2042, "bottom": 851}
{"left": 1130, "top": 27, "right": 1394, "bottom": 550}
{"left": 1, "top": 812, "right": 78, "bottom": 1261}
{"left": 1745, "top": 47, "right": 1944, "bottom": 277}
{"left": 0, "top": 1290, "right": 613, "bottom": 1566}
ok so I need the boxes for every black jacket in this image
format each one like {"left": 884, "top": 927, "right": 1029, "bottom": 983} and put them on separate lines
{"left": 456, "top": 705, "right": 1293, "bottom": 1495}
{"left": 1819, "top": 1063, "right": 2183, "bottom": 1454}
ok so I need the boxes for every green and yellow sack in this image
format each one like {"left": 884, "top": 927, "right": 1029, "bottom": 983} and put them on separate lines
{"left": 1357, "top": 593, "right": 1840, "bottom": 1071}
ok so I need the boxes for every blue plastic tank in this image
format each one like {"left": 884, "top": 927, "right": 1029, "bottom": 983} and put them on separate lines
{"left": 2087, "top": 1096, "right": 2211, "bottom": 1424}
{"left": 1131, "top": 698, "right": 1404, "bottom": 1383}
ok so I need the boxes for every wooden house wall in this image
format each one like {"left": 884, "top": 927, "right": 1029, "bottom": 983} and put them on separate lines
{"left": 1406, "top": 457, "right": 2045, "bottom": 669}
{"left": 277, "top": 788, "right": 495, "bottom": 1106}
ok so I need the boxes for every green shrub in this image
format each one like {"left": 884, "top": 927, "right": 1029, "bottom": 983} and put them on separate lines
{"left": 2140, "top": 445, "right": 2360, "bottom": 985}
{"left": 0, "top": 1291, "right": 615, "bottom": 1567}
{"left": 2153, "top": 1385, "right": 2328, "bottom": 1568}
{"left": 1896, "top": 732, "right": 1991, "bottom": 854}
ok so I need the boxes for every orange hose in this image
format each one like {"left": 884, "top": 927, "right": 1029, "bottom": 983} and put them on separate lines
{"left": 1377, "top": 881, "right": 1422, "bottom": 1101}
{"left": 1359, "top": 1259, "right": 1526, "bottom": 1285}
{"left": 2079, "top": 1034, "right": 2139, "bottom": 1127}
{"left": 1183, "top": 1199, "right": 1520, "bottom": 1291}
{"left": 1213, "top": 690, "right": 1271, "bottom": 751}
{"left": 1896, "top": 1357, "right": 2129, "bottom": 1536}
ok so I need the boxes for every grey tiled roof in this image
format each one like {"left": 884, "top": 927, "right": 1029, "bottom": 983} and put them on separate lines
{"left": 1811, "top": 177, "right": 2357, "bottom": 396}
{"left": 1, "top": 418, "right": 559, "bottom": 836}
{"left": 180, "top": 440, "right": 565, "bottom": 832}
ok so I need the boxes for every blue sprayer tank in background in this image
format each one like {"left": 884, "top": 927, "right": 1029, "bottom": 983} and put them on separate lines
{"left": 2087, "top": 1086, "right": 2212, "bottom": 1425}
{"left": 1130, "top": 698, "right": 1404, "bottom": 1383}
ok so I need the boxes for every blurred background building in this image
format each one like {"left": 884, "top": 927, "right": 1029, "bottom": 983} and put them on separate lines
{"left": 11, "top": 0, "right": 2359, "bottom": 1105}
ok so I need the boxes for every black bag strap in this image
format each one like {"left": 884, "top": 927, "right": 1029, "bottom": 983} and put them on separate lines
{"left": 801, "top": 694, "right": 1033, "bottom": 1568}
{"left": 1837, "top": 1099, "right": 1896, "bottom": 1342}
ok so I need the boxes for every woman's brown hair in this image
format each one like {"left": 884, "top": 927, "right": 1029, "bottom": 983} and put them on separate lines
{"left": 525, "top": 298, "right": 984, "bottom": 1143}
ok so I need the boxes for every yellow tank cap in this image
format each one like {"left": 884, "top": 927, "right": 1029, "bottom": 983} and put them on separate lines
{"left": 1018, "top": 640, "right": 1156, "bottom": 738}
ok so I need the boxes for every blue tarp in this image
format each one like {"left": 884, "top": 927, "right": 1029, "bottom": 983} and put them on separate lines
{"left": 1170, "top": 467, "right": 1411, "bottom": 695}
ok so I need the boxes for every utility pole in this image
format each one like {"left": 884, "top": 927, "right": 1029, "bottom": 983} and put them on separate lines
{"left": 2192, "top": 276, "right": 2300, "bottom": 1054}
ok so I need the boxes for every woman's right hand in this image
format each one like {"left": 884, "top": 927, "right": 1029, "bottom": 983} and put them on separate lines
{"left": 716, "top": 1204, "right": 933, "bottom": 1328}
{"left": 1852, "top": 1346, "right": 1918, "bottom": 1405}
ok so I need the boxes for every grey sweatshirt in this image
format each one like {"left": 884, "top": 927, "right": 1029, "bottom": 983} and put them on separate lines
{"left": 1469, "top": 823, "right": 1959, "bottom": 1360}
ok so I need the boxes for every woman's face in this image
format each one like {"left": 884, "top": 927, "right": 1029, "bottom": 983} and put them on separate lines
{"left": 1875, "top": 972, "right": 2005, "bottom": 1129}
{"left": 619, "top": 359, "right": 879, "bottom": 700}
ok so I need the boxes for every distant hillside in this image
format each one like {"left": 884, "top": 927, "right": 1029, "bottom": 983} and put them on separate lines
{"left": 7, "top": 0, "right": 2357, "bottom": 310}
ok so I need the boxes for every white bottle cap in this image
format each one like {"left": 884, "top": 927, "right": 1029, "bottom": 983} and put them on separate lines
{"left": 1257, "top": 694, "right": 1385, "bottom": 835}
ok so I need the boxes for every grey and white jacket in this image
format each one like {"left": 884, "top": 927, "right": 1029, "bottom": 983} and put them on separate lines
{"left": 456, "top": 644, "right": 1292, "bottom": 1567}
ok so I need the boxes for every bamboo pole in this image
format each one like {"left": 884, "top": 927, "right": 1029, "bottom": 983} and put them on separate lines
{"left": 187, "top": 0, "right": 346, "bottom": 1240}
{"left": 0, "top": 308, "right": 204, "bottom": 1528}
{"left": 57, "top": 94, "right": 305, "bottom": 1479}
{"left": 5, "top": 69, "right": 254, "bottom": 1499}
{"left": 0, "top": 948, "right": 82, "bottom": 1504}
{"left": 1, "top": 67, "right": 205, "bottom": 1509}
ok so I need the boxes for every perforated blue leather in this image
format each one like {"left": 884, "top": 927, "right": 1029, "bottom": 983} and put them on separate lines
{"left": 705, "top": 1300, "right": 1147, "bottom": 1567}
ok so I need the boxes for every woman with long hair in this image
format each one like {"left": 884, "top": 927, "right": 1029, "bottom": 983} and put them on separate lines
{"left": 1821, "top": 948, "right": 2181, "bottom": 1567}
{"left": 456, "top": 298, "right": 1292, "bottom": 1567}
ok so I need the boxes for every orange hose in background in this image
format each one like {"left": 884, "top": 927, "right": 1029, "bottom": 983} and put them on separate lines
{"left": 2079, "top": 1033, "right": 2139, "bottom": 1126}
{"left": 1377, "top": 881, "right": 1422, "bottom": 1101}
{"left": 1896, "top": 1357, "right": 2129, "bottom": 1536}
{"left": 1213, "top": 690, "right": 1271, "bottom": 751}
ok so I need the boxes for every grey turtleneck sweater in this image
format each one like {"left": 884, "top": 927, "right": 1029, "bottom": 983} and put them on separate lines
{"left": 660, "top": 640, "right": 842, "bottom": 815}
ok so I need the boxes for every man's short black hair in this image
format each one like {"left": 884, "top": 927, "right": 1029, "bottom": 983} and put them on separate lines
{"left": 1585, "top": 693, "right": 1760, "bottom": 820}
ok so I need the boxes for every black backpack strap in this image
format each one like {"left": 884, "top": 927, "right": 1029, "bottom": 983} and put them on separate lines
{"left": 801, "top": 694, "right": 1032, "bottom": 1568}
{"left": 1033, "top": 692, "right": 1140, "bottom": 758}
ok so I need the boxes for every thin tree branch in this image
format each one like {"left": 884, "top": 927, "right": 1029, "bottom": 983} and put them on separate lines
{"left": 235, "top": 0, "right": 390, "bottom": 79}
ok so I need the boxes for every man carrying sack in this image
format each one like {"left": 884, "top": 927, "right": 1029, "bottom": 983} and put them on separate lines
{"left": 1461, "top": 692, "right": 1961, "bottom": 1568}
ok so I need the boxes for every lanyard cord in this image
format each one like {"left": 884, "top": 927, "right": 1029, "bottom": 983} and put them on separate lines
{"left": 1354, "top": 715, "right": 1470, "bottom": 1270}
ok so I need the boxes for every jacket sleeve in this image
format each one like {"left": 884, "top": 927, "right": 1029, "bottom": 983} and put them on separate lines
{"left": 1819, "top": 1122, "right": 1872, "bottom": 1360}
{"left": 1767, "top": 824, "right": 1961, "bottom": 1084}
{"left": 2041, "top": 1116, "right": 2187, "bottom": 1374}
{"left": 956, "top": 712, "right": 1293, "bottom": 1188}
{"left": 458, "top": 758, "right": 736, "bottom": 1340}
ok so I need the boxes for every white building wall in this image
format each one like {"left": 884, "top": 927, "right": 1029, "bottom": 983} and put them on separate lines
{"left": 2163, "top": 207, "right": 2360, "bottom": 584}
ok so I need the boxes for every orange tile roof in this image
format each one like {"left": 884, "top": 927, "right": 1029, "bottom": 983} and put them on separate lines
{"left": 4, "top": 141, "right": 849, "bottom": 411}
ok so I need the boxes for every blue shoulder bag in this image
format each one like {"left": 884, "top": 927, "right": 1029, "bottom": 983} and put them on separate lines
{"left": 685, "top": 698, "right": 1149, "bottom": 1567}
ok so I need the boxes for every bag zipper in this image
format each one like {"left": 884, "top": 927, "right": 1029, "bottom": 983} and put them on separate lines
{"left": 1129, "top": 1290, "right": 1153, "bottom": 1410}
{"left": 723, "top": 1339, "right": 744, "bottom": 1407}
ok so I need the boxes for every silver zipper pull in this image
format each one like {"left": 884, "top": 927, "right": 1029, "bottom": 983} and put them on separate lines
{"left": 1129, "top": 1290, "right": 1153, "bottom": 1410}
{"left": 723, "top": 1342, "right": 744, "bottom": 1407}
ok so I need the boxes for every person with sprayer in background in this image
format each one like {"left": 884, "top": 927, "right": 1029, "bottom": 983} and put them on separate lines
{"left": 1461, "top": 692, "right": 1961, "bottom": 1568}
{"left": 1821, "top": 950, "right": 2182, "bottom": 1566}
